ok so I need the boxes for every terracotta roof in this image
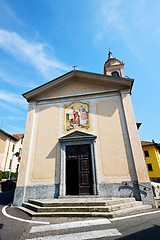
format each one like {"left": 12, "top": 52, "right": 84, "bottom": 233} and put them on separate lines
{"left": 11, "top": 134, "right": 24, "bottom": 141}
{"left": 141, "top": 141, "right": 157, "bottom": 147}
{"left": 0, "top": 129, "right": 16, "bottom": 140}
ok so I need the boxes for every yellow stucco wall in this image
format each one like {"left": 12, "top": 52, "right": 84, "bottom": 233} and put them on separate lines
{"left": 19, "top": 85, "right": 145, "bottom": 187}
{"left": 17, "top": 104, "right": 35, "bottom": 186}
{"left": 143, "top": 145, "right": 160, "bottom": 178}
{"left": 27, "top": 96, "right": 132, "bottom": 184}
{"left": 96, "top": 98, "right": 130, "bottom": 179}
{"left": 36, "top": 80, "right": 110, "bottom": 100}
{"left": 31, "top": 105, "right": 59, "bottom": 181}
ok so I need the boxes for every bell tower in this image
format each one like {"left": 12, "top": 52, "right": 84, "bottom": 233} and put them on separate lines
{"left": 104, "top": 51, "right": 125, "bottom": 78}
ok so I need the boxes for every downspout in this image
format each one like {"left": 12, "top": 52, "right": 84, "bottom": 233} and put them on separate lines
{"left": 4, "top": 138, "right": 11, "bottom": 171}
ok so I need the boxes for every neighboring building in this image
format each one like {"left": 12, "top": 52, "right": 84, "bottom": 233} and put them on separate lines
{"left": 0, "top": 129, "right": 24, "bottom": 173}
{"left": 14, "top": 52, "right": 155, "bottom": 206}
{"left": 141, "top": 141, "right": 160, "bottom": 182}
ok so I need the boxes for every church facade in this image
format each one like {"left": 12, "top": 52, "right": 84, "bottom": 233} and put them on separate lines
{"left": 13, "top": 52, "right": 155, "bottom": 206}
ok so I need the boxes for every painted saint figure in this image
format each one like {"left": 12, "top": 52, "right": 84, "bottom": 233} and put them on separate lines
{"left": 66, "top": 103, "right": 89, "bottom": 130}
{"left": 73, "top": 108, "right": 78, "bottom": 127}
{"left": 79, "top": 105, "right": 87, "bottom": 126}
{"left": 69, "top": 106, "right": 74, "bottom": 126}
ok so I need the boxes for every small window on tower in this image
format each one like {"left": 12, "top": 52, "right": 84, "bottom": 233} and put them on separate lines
{"left": 147, "top": 163, "right": 153, "bottom": 171}
{"left": 112, "top": 71, "right": 119, "bottom": 77}
{"left": 144, "top": 150, "right": 149, "bottom": 157}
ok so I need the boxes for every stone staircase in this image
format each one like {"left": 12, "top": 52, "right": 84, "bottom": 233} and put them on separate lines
{"left": 19, "top": 196, "right": 153, "bottom": 218}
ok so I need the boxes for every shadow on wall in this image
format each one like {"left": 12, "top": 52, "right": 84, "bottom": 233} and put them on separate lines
{"left": 36, "top": 98, "right": 119, "bottom": 121}
{"left": 46, "top": 142, "right": 60, "bottom": 180}
{"left": 46, "top": 142, "right": 59, "bottom": 159}
{"left": 118, "top": 184, "right": 147, "bottom": 200}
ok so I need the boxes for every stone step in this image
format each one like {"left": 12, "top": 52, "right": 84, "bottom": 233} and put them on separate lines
{"left": 110, "top": 204, "right": 153, "bottom": 217}
{"left": 103, "top": 198, "right": 136, "bottom": 206}
{"left": 22, "top": 202, "right": 111, "bottom": 212}
{"left": 22, "top": 200, "right": 142, "bottom": 213}
{"left": 19, "top": 204, "right": 152, "bottom": 218}
{"left": 28, "top": 197, "right": 136, "bottom": 207}
{"left": 58, "top": 195, "right": 102, "bottom": 199}
{"left": 19, "top": 197, "right": 153, "bottom": 218}
{"left": 110, "top": 201, "right": 143, "bottom": 211}
{"left": 28, "top": 199, "right": 107, "bottom": 207}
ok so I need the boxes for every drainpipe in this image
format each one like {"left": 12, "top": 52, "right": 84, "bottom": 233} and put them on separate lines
{"left": 8, "top": 152, "right": 20, "bottom": 180}
{"left": 4, "top": 138, "right": 11, "bottom": 171}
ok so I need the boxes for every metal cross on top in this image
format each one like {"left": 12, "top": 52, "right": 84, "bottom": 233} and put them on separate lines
{"left": 72, "top": 65, "right": 77, "bottom": 71}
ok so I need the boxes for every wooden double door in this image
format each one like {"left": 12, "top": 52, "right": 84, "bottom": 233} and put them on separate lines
{"left": 66, "top": 144, "right": 93, "bottom": 195}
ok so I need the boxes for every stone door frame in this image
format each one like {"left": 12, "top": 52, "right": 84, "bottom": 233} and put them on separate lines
{"left": 59, "top": 131, "right": 98, "bottom": 197}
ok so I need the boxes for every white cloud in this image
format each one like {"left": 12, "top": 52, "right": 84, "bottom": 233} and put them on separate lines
{"left": 94, "top": 0, "right": 123, "bottom": 35}
{"left": 0, "top": 29, "right": 69, "bottom": 77}
{"left": 0, "top": 0, "right": 24, "bottom": 26}
{"left": 6, "top": 116, "right": 26, "bottom": 120}
{"left": 99, "top": 0, "right": 122, "bottom": 28}
{"left": 93, "top": 0, "right": 160, "bottom": 59}
{"left": 0, "top": 70, "right": 37, "bottom": 88}
{"left": 0, "top": 101, "right": 24, "bottom": 114}
{"left": 0, "top": 90, "right": 27, "bottom": 107}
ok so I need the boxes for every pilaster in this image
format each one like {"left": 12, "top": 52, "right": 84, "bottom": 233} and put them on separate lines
{"left": 120, "top": 90, "right": 155, "bottom": 206}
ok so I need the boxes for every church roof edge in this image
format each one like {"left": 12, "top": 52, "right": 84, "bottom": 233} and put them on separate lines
{"left": 23, "top": 70, "right": 134, "bottom": 100}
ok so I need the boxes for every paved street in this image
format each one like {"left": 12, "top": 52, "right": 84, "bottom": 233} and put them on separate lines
{"left": 20, "top": 212, "right": 160, "bottom": 240}
{"left": 1, "top": 191, "right": 160, "bottom": 240}
{"left": 0, "top": 190, "right": 31, "bottom": 240}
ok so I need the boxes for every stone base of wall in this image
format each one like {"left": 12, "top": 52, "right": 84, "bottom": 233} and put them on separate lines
{"left": 13, "top": 182, "right": 155, "bottom": 207}
{"left": 98, "top": 182, "right": 155, "bottom": 207}
{"left": 13, "top": 184, "right": 59, "bottom": 206}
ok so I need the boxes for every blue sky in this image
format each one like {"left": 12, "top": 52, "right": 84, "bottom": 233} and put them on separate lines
{"left": 0, "top": 0, "right": 160, "bottom": 142}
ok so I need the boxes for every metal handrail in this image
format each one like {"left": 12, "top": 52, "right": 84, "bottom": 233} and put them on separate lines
{"left": 122, "top": 180, "right": 151, "bottom": 191}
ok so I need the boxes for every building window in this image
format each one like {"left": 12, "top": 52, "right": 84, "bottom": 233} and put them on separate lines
{"left": 12, "top": 144, "right": 15, "bottom": 152}
{"left": 21, "top": 137, "right": 23, "bottom": 144}
{"left": 19, "top": 148, "right": 22, "bottom": 155}
{"left": 144, "top": 150, "right": 149, "bottom": 157}
{"left": 9, "top": 159, "right": 12, "bottom": 169}
{"left": 16, "top": 164, "right": 19, "bottom": 172}
{"left": 147, "top": 163, "right": 153, "bottom": 171}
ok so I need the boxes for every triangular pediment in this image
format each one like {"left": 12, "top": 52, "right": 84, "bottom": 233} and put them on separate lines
{"left": 23, "top": 70, "right": 134, "bottom": 101}
{"left": 59, "top": 130, "right": 97, "bottom": 142}
{"left": 35, "top": 79, "right": 112, "bottom": 100}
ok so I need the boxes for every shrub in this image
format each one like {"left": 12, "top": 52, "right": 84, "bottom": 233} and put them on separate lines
{"left": 0, "top": 171, "right": 18, "bottom": 181}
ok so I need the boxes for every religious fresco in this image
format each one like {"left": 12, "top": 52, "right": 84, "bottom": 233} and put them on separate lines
{"left": 65, "top": 103, "right": 89, "bottom": 131}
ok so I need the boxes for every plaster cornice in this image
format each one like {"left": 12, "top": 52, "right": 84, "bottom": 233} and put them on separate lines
{"left": 23, "top": 70, "right": 134, "bottom": 101}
